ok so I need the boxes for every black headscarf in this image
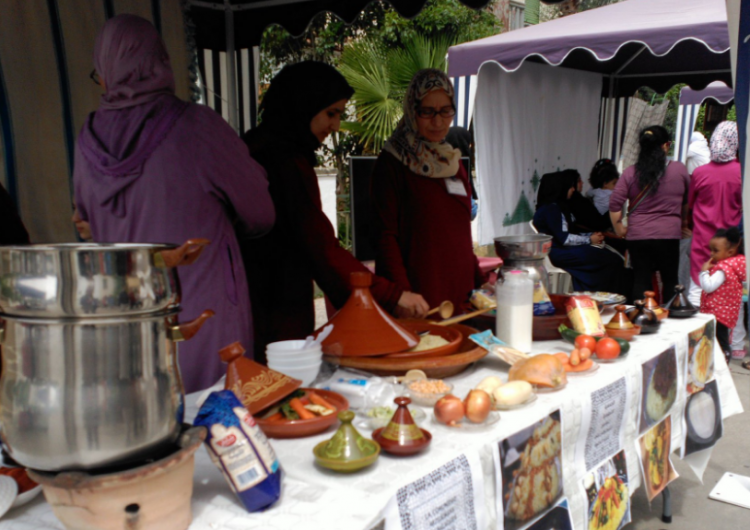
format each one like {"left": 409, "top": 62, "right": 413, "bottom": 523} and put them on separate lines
{"left": 255, "top": 61, "right": 354, "bottom": 165}
{"left": 536, "top": 171, "right": 574, "bottom": 209}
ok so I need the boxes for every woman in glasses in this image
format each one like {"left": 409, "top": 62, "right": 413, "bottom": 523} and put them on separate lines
{"left": 370, "top": 69, "right": 486, "bottom": 313}
{"left": 241, "top": 62, "right": 429, "bottom": 362}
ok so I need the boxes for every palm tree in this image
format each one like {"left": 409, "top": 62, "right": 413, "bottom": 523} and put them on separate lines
{"left": 338, "top": 34, "right": 456, "bottom": 153}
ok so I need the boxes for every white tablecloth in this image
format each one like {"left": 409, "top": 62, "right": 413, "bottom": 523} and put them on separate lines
{"left": 1, "top": 314, "right": 742, "bottom": 530}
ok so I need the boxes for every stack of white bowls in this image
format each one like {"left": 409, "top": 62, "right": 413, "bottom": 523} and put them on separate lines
{"left": 266, "top": 340, "right": 323, "bottom": 386}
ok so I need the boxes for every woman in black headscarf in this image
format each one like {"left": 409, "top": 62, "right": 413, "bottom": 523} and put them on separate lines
{"left": 532, "top": 171, "right": 625, "bottom": 293}
{"left": 241, "top": 61, "right": 428, "bottom": 362}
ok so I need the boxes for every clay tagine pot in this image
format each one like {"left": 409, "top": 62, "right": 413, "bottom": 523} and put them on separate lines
{"left": 626, "top": 300, "right": 660, "bottom": 334}
{"left": 320, "top": 272, "right": 418, "bottom": 357}
{"left": 643, "top": 291, "right": 669, "bottom": 321}
{"left": 372, "top": 397, "right": 432, "bottom": 456}
{"left": 605, "top": 305, "right": 635, "bottom": 330}
{"left": 313, "top": 411, "right": 380, "bottom": 473}
{"left": 220, "top": 342, "right": 302, "bottom": 415}
{"left": 664, "top": 284, "right": 699, "bottom": 318}
{"left": 605, "top": 305, "right": 641, "bottom": 341}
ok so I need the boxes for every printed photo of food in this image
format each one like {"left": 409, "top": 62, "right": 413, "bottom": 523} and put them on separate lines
{"left": 639, "top": 346, "right": 678, "bottom": 435}
{"left": 638, "top": 416, "right": 677, "bottom": 501}
{"left": 583, "top": 451, "right": 630, "bottom": 530}
{"left": 684, "top": 380, "right": 723, "bottom": 457}
{"left": 687, "top": 321, "right": 715, "bottom": 394}
{"left": 499, "top": 410, "right": 563, "bottom": 530}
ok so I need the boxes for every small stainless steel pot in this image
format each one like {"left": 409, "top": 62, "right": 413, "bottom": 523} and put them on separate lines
{"left": 0, "top": 309, "right": 214, "bottom": 471}
{"left": 0, "top": 240, "right": 208, "bottom": 318}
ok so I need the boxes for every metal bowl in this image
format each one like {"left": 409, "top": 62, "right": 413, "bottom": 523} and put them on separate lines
{"left": 0, "top": 241, "right": 207, "bottom": 318}
{"left": 493, "top": 234, "right": 553, "bottom": 261}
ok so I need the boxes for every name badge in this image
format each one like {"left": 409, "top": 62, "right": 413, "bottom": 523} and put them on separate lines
{"left": 445, "top": 177, "right": 467, "bottom": 196}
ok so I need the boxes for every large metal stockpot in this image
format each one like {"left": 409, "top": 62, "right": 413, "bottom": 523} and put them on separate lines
{"left": 0, "top": 240, "right": 208, "bottom": 319}
{"left": 0, "top": 309, "right": 213, "bottom": 471}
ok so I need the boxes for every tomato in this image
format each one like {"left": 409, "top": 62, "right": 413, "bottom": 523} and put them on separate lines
{"left": 595, "top": 337, "right": 621, "bottom": 359}
{"left": 575, "top": 335, "right": 597, "bottom": 351}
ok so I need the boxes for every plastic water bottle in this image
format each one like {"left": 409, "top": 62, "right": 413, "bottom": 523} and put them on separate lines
{"left": 495, "top": 270, "right": 534, "bottom": 352}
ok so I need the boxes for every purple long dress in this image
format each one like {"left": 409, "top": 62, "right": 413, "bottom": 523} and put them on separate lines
{"left": 74, "top": 15, "right": 274, "bottom": 392}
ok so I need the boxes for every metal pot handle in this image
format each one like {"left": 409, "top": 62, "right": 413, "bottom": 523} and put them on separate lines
{"left": 168, "top": 310, "right": 215, "bottom": 342}
{"left": 155, "top": 239, "right": 211, "bottom": 268}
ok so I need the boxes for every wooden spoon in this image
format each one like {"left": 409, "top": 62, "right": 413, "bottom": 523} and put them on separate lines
{"left": 425, "top": 300, "right": 454, "bottom": 320}
{"left": 435, "top": 305, "right": 496, "bottom": 327}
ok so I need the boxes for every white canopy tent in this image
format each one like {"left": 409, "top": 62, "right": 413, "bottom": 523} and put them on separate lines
{"left": 448, "top": 0, "right": 731, "bottom": 243}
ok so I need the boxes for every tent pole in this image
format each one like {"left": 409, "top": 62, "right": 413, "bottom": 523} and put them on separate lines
{"left": 224, "top": 0, "right": 239, "bottom": 133}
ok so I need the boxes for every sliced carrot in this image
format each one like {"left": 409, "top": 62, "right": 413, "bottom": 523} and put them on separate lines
{"left": 289, "top": 397, "right": 315, "bottom": 420}
{"left": 264, "top": 412, "right": 285, "bottom": 422}
{"left": 554, "top": 352, "right": 570, "bottom": 364}
{"left": 579, "top": 347, "right": 591, "bottom": 361}
{"left": 566, "top": 358, "right": 594, "bottom": 372}
{"left": 570, "top": 348, "right": 580, "bottom": 366}
{"left": 308, "top": 391, "right": 336, "bottom": 411}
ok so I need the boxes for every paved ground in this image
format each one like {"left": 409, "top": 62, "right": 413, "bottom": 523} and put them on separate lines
{"left": 316, "top": 298, "right": 750, "bottom": 527}
{"left": 630, "top": 358, "right": 750, "bottom": 529}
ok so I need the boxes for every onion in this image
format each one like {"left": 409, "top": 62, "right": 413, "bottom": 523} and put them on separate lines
{"left": 464, "top": 389, "right": 491, "bottom": 423}
{"left": 434, "top": 394, "right": 465, "bottom": 425}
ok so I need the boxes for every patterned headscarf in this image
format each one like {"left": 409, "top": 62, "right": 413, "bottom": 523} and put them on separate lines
{"left": 383, "top": 69, "right": 461, "bottom": 178}
{"left": 709, "top": 121, "right": 739, "bottom": 163}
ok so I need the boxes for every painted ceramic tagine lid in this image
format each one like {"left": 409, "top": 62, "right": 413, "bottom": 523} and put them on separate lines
{"left": 220, "top": 342, "right": 302, "bottom": 415}
{"left": 372, "top": 397, "right": 432, "bottom": 456}
{"left": 313, "top": 411, "right": 380, "bottom": 473}
{"left": 320, "top": 272, "right": 419, "bottom": 357}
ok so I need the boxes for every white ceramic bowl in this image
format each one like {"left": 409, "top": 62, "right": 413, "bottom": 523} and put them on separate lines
{"left": 269, "top": 365, "right": 321, "bottom": 386}
{"left": 266, "top": 349, "right": 322, "bottom": 363}
{"left": 268, "top": 358, "right": 321, "bottom": 371}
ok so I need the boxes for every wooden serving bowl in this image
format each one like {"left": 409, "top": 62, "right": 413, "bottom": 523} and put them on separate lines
{"left": 383, "top": 320, "right": 463, "bottom": 359}
{"left": 255, "top": 389, "right": 349, "bottom": 439}
{"left": 324, "top": 324, "right": 488, "bottom": 378}
{"left": 605, "top": 325, "right": 641, "bottom": 341}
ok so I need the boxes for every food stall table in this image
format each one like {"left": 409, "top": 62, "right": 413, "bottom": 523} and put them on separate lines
{"left": 2, "top": 315, "right": 741, "bottom": 530}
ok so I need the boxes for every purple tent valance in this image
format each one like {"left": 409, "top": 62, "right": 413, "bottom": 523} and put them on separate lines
{"left": 448, "top": 0, "right": 730, "bottom": 96}
{"left": 680, "top": 81, "right": 734, "bottom": 106}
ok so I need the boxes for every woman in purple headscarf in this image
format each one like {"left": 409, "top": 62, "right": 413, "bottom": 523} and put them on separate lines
{"left": 74, "top": 15, "right": 274, "bottom": 392}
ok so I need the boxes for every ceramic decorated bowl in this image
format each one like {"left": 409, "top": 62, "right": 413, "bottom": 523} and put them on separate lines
{"left": 255, "top": 389, "right": 349, "bottom": 439}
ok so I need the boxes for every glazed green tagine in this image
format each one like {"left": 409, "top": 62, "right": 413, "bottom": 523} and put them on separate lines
{"left": 313, "top": 411, "right": 380, "bottom": 473}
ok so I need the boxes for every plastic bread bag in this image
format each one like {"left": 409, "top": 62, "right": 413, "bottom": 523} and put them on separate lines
{"left": 194, "top": 390, "right": 282, "bottom": 512}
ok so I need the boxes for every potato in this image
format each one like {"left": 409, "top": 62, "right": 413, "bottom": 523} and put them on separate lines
{"left": 475, "top": 376, "right": 504, "bottom": 395}
{"left": 492, "top": 380, "right": 533, "bottom": 406}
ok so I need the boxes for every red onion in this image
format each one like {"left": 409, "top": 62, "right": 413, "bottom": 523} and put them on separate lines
{"left": 464, "top": 389, "right": 491, "bottom": 423}
{"left": 434, "top": 394, "right": 464, "bottom": 425}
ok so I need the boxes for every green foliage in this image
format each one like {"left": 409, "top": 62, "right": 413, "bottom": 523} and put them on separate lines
{"left": 380, "top": 0, "right": 501, "bottom": 45}
{"left": 339, "top": 33, "right": 458, "bottom": 152}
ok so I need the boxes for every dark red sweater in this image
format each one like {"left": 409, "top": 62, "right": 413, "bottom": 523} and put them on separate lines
{"left": 241, "top": 130, "right": 403, "bottom": 362}
{"left": 370, "top": 151, "right": 485, "bottom": 312}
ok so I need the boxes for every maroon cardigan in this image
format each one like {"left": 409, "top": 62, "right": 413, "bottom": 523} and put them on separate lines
{"left": 241, "top": 130, "right": 403, "bottom": 362}
{"left": 370, "top": 151, "right": 485, "bottom": 312}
